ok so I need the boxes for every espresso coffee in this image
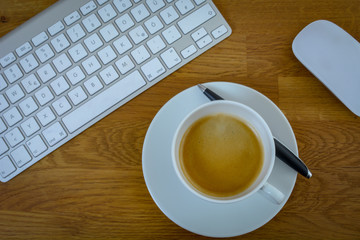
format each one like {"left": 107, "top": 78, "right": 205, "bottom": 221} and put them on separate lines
{"left": 179, "top": 113, "right": 264, "bottom": 198}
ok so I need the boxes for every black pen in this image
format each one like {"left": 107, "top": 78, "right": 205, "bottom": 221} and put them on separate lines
{"left": 197, "top": 84, "right": 312, "bottom": 179}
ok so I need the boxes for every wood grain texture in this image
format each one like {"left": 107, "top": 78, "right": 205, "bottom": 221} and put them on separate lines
{"left": 1, "top": 0, "right": 360, "bottom": 239}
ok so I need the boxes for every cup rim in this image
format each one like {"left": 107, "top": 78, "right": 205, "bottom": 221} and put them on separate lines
{"left": 171, "top": 100, "right": 275, "bottom": 204}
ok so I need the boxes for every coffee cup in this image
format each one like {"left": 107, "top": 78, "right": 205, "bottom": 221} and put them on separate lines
{"left": 172, "top": 100, "right": 285, "bottom": 204}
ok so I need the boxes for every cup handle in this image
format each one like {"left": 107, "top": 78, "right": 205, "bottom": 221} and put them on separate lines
{"left": 260, "top": 182, "right": 285, "bottom": 204}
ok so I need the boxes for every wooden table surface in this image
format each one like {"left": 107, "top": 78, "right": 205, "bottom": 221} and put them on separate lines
{"left": 1, "top": 0, "right": 359, "bottom": 239}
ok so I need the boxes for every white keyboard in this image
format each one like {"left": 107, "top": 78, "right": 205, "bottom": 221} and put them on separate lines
{"left": 0, "top": 0, "right": 231, "bottom": 182}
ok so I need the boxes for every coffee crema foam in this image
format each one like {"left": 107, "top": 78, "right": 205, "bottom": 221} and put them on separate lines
{"left": 179, "top": 114, "right": 264, "bottom": 198}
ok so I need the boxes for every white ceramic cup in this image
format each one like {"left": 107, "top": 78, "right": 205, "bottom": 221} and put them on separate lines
{"left": 172, "top": 100, "right": 285, "bottom": 204}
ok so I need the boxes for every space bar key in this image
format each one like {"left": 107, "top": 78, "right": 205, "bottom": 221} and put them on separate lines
{"left": 62, "top": 70, "right": 146, "bottom": 133}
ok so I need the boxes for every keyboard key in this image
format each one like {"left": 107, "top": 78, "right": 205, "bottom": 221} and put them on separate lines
{"left": 53, "top": 53, "right": 72, "bottom": 73}
{"left": 98, "top": 4, "right": 117, "bottom": 23}
{"left": 21, "top": 117, "right": 40, "bottom": 136}
{"left": 80, "top": 0, "right": 97, "bottom": 15}
{"left": 146, "top": 0, "right": 165, "bottom": 13}
{"left": 131, "top": 45, "right": 150, "bottom": 64}
{"left": 115, "top": 55, "right": 135, "bottom": 74}
{"left": 147, "top": 35, "right": 166, "bottom": 54}
{"left": 141, "top": 57, "right": 166, "bottom": 81}
{"left": 20, "top": 54, "right": 39, "bottom": 73}
{"left": 4, "top": 64, "right": 23, "bottom": 83}
{"left": 68, "top": 86, "right": 88, "bottom": 105}
{"left": 100, "top": 66, "right": 119, "bottom": 85}
{"left": 64, "top": 11, "right": 81, "bottom": 25}
{"left": 97, "top": 0, "right": 109, "bottom": 5}
{"left": 26, "top": 135, "right": 47, "bottom": 157}
{"left": 67, "top": 24, "right": 86, "bottom": 43}
{"left": 131, "top": 4, "right": 150, "bottom": 22}
{"left": 51, "top": 34, "right": 70, "bottom": 53}
{"left": 0, "top": 94, "right": 10, "bottom": 113}
{"left": 162, "top": 25, "right": 181, "bottom": 44}
{"left": 36, "top": 107, "right": 56, "bottom": 126}
{"left": 181, "top": 44, "right": 197, "bottom": 58}
{"left": 66, "top": 66, "right": 85, "bottom": 85}
{"left": 21, "top": 74, "right": 41, "bottom": 93}
{"left": 160, "top": 47, "right": 181, "bottom": 69}
{"left": 129, "top": 25, "right": 148, "bottom": 44}
{"left": 113, "top": 36, "right": 133, "bottom": 54}
{"left": 196, "top": 34, "right": 212, "bottom": 48}
{"left": 48, "top": 21, "right": 65, "bottom": 36}
{"left": 191, "top": 27, "right": 207, "bottom": 41}
{"left": 11, "top": 145, "right": 32, "bottom": 168}
{"left": 32, "top": 32, "right": 48, "bottom": 47}
{"left": 51, "top": 76, "right": 70, "bottom": 95}
{"left": 177, "top": 3, "right": 216, "bottom": 34}
{"left": 144, "top": 16, "right": 164, "bottom": 34}
{"left": 3, "top": 107, "right": 23, "bottom": 126}
{"left": 99, "top": 24, "right": 119, "bottom": 42}
{"left": 175, "top": 0, "right": 194, "bottom": 15}
{"left": 19, "top": 97, "right": 39, "bottom": 116}
{"left": 35, "top": 86, "right": 54, "bottom": 106}
{"left": 0, "top": 138, "right": 9, "bottom": 155}
{"left": 113, "top": 0, "right": 132, "bottom": 13}
{"left": 35, "top": 44, "right": 55, "bottom": 63}
{"left": 42, "top": 122, "right": 67, "bottom": 147}
{"left": 160, "top": 6, "right": 179, "bottom": 25}
{"left": 82, "top": 55, "right": 101, "bottom": 75}
{"left": 84, "top": 76, "right": 103, "bottom": 95}
{"left": 115, "top": 13, "right": 134, "bottom": 32}
{"left": 6, "top": 84, "right": 25, "bottom": 104}
{"left": 52, "top": 96, "right": 72, "bottom": 116}
{"left": 0, "top": 156, "right": 16, "bottom": 178}
{"left": 68, "top": 43, "right": 88, "bottom": 62}
{"left": 16, "top": 42, "right": 32, "bottom": 57}
{"left": 5, "top": 127, "right": 24, "bottom": 147}
{"left": 98, "top": 46, "right": 117, "bottom": 64}
{"left": 37, "top": 63, "right": 56, "bottom": 83}
{"left": 212, "top": 25, "right": 228, "bottom": 39}
{"left": 82, "top": 14, "right": 101, "bottom": 33}
{"left": 63, "top": 70, "right": 146, "bottom": 133}
{"left": 0, "top": 52, "right": 16, "bottom": 68}
{"left": 84, "top": 33, "right": 103, "bottom": 52}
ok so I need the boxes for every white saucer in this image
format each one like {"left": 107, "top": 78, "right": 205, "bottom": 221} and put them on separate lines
{"left": 142, "top": 82, "right": 298, "bottom": 237}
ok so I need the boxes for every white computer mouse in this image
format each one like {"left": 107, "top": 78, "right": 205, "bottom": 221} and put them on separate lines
{"left": 292, "top": 20, "right": 360, "bottom": 116}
